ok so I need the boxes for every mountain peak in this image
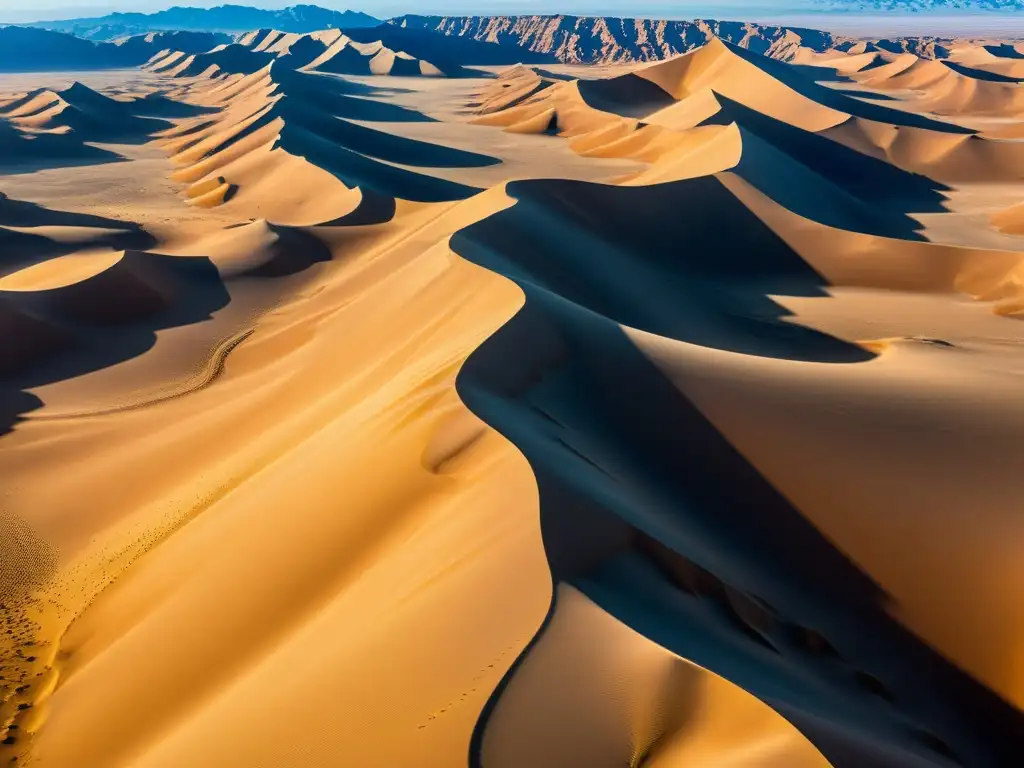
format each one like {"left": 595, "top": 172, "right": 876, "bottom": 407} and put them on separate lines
{"left": 21, "top": 4, "right": 381, "bottom": 41}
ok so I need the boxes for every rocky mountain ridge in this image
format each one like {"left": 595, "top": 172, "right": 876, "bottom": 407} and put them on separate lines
{"left": 813, "top": 0, "right": 1023, "bottom": 9}
{"left": 0, "top": 27, "right": 228, "bottom": 71}
{"left": 21, "top": 4, "right": 379, "bottom": 41}
{"left": 390, "top": 15, "right": 967, "bottom": 64}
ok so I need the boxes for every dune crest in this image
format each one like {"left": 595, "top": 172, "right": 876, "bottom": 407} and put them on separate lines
{"left": 145, "top": 27, "right": 460, "bottom": 81}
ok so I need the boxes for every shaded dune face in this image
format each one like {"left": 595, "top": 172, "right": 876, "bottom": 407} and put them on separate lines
{"left": 3, "top": 23, "right": 1024, "bottom": 768}
{"left": 0, "top": 248, "right": 229, "bottom": 433}
{"left": 153, "top": 62, "right": 492, "bottom": 223}
{"left": 454, "top": 40, "right": 1024, "bottom": 763}
{"left": 0, "top": 194, "right": 156, "bottom": 276}
{"left": 454, "top": 176, "right": 873, "bottom": 363}
{"left": 0, "top": 81, "right": 195, "bottom": 173}
{"left": 7, "top": 83, "right": 173, "bottom": 144}
{"left": 146, "top": 27, "right": 461, "bottom": 81}
{"left": 473, "top": 38, "right": 1024, "bottom": 247}
{"left": 454, "top": 176, "right": 1024, "bottom": 768}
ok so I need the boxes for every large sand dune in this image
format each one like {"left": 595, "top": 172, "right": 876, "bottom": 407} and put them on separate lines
{"left": 2, "top": 22, "right": 1024, "bottom": 768}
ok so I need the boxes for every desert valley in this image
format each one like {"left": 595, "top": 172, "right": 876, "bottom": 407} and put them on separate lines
{"left": 2, "top": 5, "right": 1024, "bottom": 767}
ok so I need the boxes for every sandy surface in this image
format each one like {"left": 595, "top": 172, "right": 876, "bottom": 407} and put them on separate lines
{"left": 2, "top": 25, "right": 1024, "bottom": 768}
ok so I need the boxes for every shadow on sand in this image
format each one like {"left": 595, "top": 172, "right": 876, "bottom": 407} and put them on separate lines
{"left": 0, "top": 251, "right": 229, "bottom": 435}
{"left": 454, "top": 175, "right": 1024, "bottom": 768}
{"left": 0, "top": 195, "right": 156, "bottom": 276}
{"left": 726, "top": 41, "right": 975, "bottom": 134}
{"left": 702, "top": 94, "right": 951, "bottom": 239}
{"left": 0, "top": 120, "right": 126, "bottom": 174}
{"left": 0, "top": 218, "right": 333, "bottom": 435}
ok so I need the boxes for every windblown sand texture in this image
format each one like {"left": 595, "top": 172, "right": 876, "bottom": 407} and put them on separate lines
{"left": 2, "top": 23, "right": 1024, "bottom": 768}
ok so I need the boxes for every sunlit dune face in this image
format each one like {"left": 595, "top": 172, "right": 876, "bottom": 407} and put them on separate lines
{"left": 0, "top": 250, "right": 126, "bottom": 292}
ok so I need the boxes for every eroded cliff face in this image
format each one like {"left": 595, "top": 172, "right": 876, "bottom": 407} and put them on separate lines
{"left": 389, "top": 14, "right": 977, "bottom": 64}
{"left": 389, "top": 15, "right": 836, "bottom": 64}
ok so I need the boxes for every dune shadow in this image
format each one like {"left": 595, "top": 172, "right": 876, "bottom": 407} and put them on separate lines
{"left": 453, "top": 176, "right": 874, "bottom": 362}
{"left": 576, "top": 73, "right": 679, "bottom": 118}
{"left": 0, "top": 251, "right": 230, "bottom": 436}
{"left": 128, "top": 93, "right": 221, "bottom": 118}
{"left": 0, "top": 120, "right": 127, "bottom": 173}
{"left": 173, "top": 64, "right": 482, "bottom": 204}
{"left": 725, "top": 42, "right": 974, "bottom": 134}
{"left": 176, "top": 45, "right": 277, "bottom": 78}
{"left": 60, "top": 111, "right": 172, "bottom": 145}
{"left": 277, "top": 121, "right": 481, "bottom": 203}
{"left": 275, "top": 96, "right": 499, "bottom": 168}
{"left": 0, "top": 194, "right": 149, "bottom": 231}
{"left": 701, "top": 93, "right": 950, "bottom": 237}
{"left": 240, "top": 223, "right": 333, "bottom": 277}
{"left": 452, "top": 174, "right": 1024, "bottom": 768}
{"left": 0, "top": 195, "right": 157, "bottom": 276}
{"left": 317, "top": 188, "right": 398, "bottom": 227}
{"left": 782, "top": 62, "right": 852, "bottom": 83}
{"left": 942, "top": 60, "right": 1024, "bottom": 84}
{"left": 273, "top": 68, "right": 437, "bottom": 123}
{"left": 273, "top": 36, "right": 338, "bottom": 72}
{"left": 44, "top": 83, "right": 175, "bottom": 144}
{"left": 0, "top": 227, "right": 154, "bottom": 277}
{"left": 984, "top": 43, "right": 1024, "bottom": 61}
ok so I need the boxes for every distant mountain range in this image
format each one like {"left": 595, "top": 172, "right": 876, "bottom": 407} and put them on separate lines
{"left": 390, "top": 15, "right": 971, "bottom": 64}
{"left": 21, "top": 4, "right": 379, "bottom": 41}
{"left": 0, "top": 27, "right": 229, "bottom": 71}
{"left": 14, "top": 3, "right": 1024, "bottom": 46}
{"left": 0, "top": 8, "right": 1005, "bottom": 73}
{"left": 812, "top": 0, "right": 1023, "bottom": 9}
{"left": 390, "top": 15, "right": 839, "bottom": 65}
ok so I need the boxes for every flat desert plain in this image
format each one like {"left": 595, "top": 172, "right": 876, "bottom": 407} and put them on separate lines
{"left": 2, "top": 25, "right": 1024, "bottom": 768}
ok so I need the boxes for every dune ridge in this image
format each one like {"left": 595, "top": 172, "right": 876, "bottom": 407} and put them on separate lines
{"left": 472, "top": 38, "right": 1024, "bottom": 193}
{"left": 144, "top": 27, "right": 464, "bottom": 80}
{"left": 452, "top": 172, "right": 1024, "bottom": 768}
{"left": 149, "top": 60, "right": 491, "bottom": 222}
{"left": 2, "top": 22, "right": 1024, "bottom": 768}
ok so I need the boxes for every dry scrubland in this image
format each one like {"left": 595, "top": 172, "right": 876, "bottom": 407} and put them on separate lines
{"left": 2, "top": 22, "right": 1024, "bottom": 768}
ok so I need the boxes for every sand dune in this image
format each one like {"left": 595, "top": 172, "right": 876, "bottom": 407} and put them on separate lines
{"left": 473, "top": 39, "right": 1024, "bottom": 190}
{"left": 841, "top": 54, "right": 1024, "bottom": 116}
{"left": 452, "top": 172, "right": 1024, "bottom": 767}
{"left": 0, "top": 119, "right": 122, "bottom": 171}
{"left": 3, "top": 22, "right": 1024, "bottom": 768}
{"left": 145, "top": 27, "right": 459, "bottom": 81}
{"left": 0, "top": 82, "right": 172, "bottom": 145}
{"left": 149, "top": 62, "right": 494, "bottom": 223}
{"left": 481, "top": 584, "right": 830, "bottom": 768}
